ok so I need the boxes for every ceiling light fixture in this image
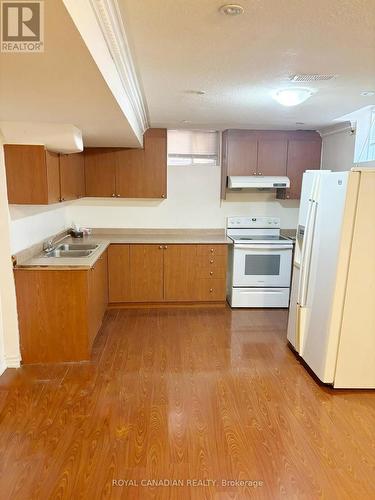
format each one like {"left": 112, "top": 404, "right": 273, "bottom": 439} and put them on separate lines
{"left": 360, "top": 91, "right": 375, "bottom": 96}
{"left": 185, "top": 90, "right": 206, "bottom": 95}
{"left": 219, "top": 4, "right": 244, "bottom": 16}
{"left": 272, "top": 88, "right": 314, "bottom": 107}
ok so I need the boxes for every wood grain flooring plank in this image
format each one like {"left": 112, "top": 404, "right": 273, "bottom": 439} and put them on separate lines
{"left": 0, "top": 307, "right": 374, "bottom": 499}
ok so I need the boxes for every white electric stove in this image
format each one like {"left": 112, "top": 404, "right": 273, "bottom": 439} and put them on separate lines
{"left": 226, "top": 216, "right": 293, "bottom": 308}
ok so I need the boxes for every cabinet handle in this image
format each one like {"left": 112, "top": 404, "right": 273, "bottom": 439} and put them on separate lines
{"left": 210, "top": 271, "right": 213, "bottom": 276}
{"left": 210, "top": 259, "right": 214, "bottom": 264}
{"left": 161, "top": 194, "right": 165, "bottom": 198}
{"left": 111, "top": 193, "right": 116, "bottom": 197}
{"left": 258, "top": 172, "right": 263, "bottom": 176}
{"left": 210, "top": 248, "right": 214, "bottom": 253}
{"left": 209, "top": 288, "right": 213, "bottom": 292}
{"left": 117, "top": 194, "right": 121, "bottom": 197}
{"left": 159, "top": 245, "right": 163, "bottom": 249}
{"left": 253, "top": 172, "right": 257, "bottom": 175}
{"left": 286, "top": 195, "right": 290, "bottom": 199}
{"left": 164, "top": 245, "right": 168, "bottom": 249}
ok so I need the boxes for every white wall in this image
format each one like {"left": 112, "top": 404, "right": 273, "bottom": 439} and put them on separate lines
{"left": 9, "top": 204, "right": 69, "bottom": 254}
{"left": 67, "top": 165, "right": 300, "bottom": 230}
{"left": 0, "top": 141, "right": 20, "bottom": 372}
{"left": 320, "top": 127, "right": 356, "bottom": 172}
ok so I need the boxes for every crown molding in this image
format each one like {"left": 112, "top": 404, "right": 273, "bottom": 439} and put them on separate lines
{"left": 89, "top": 0, "right": 149, "bottom": 134}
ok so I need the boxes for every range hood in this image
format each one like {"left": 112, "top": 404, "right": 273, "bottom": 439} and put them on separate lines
{"left": 228, "top": 176, "right": 290, "bottom": 189}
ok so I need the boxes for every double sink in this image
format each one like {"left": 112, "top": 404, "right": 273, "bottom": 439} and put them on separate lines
{"left": 44, "top": 243, "right": 99, "bottom": 258}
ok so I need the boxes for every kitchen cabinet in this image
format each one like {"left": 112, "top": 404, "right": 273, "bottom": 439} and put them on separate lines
{"left": 164, "top": 245, "right": 199, "bottom": 301}
{"left": 88, "top": 250, "right": 108, "bottom": 347}
{"left": 108, "top": 244, "right": 131, "bottom": 302}
{"left": 4, "top": 144, "right": 60, "bottom": 204}
{"left": 129, "top": 244, "right": 164, "bottom": 302}
{"left": 277, "top": 132, "right": 322, "bottom": 200}
{"left": 14, "top": 251, "right": 108, "bottom": 364}
{"left": 221, "top": 130, "right": 321, "bottom": 199}
{"left": 84, "top": 128, "right": 167, "bottom": 199}
{"left": 108, "top": 243, "right": 228, "bottom": 303}
{"left": 59, "top": 152, "right": 85, "bottom": 201}
{"left": 84, "top": 148, "right": 117, "bottom": 197}
{"left": 143, "top": 128, "right": 167, "bottom": 199}
{"left": 257, "top": 132, "right": 288, "bottom": 176}
{"left": 222, "top": 129, "right": 258, "bottom": 177}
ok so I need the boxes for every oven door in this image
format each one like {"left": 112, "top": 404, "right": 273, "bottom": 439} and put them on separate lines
{"left": 233, "top": 244, "right": 293, "bottom": 287}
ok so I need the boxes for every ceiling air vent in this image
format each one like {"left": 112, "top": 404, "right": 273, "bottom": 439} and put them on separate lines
{"left": 290, "top": 74, "right": 337, "bottom": 82}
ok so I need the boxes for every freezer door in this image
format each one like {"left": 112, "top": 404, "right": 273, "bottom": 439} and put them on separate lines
{"left": 301, "top": 171, "right": 350, "bottom": 382}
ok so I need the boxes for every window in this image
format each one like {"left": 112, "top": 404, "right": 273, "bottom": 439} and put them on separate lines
{"left": 167, "top": 130, "right": 219, "bottom": 166}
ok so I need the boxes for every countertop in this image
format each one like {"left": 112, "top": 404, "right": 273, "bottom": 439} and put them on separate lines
{"left": 16, "top": 230, "right": 231, "bottom": 270}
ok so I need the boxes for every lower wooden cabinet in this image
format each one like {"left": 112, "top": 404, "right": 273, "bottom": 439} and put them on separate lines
{"left": 14, "top": 250, "right": 108, "bottom": 364}
{"left": 108, "top": 243, "right": 228, "bottom": 303}
{"left": 129, "top": 245, "right": 164, "bottom": 302}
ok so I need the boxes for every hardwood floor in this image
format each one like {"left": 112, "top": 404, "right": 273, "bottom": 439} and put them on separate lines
{"left": 0, "top": 307, "right": 374, "bottom": 499}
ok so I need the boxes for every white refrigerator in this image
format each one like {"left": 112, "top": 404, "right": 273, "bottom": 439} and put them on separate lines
{"left": 287, "top": 168, "right": 375, "bottom": 388}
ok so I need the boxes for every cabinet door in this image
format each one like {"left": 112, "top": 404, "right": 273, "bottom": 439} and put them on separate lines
{"left": 108, "top": 244, "right": 131, "bottom": 302}
{"left": 88, "top": 252, "right": 108, "bottom": 347}
{"left": 84, "top": 148, "right": 117, "bottom": 197}
{"left": 225, "top": 130, "right": 258, "bottom": 176}
{"left": 143, "top": 128, "right": 167, "bottom": 198}
{"left": 286, "top": 138, "right": 322, "bottom": 199}
{"left": 164, "top": 245, "right": 198, "bottom": 301}
{"left": 129, "top": 245, "right": 164, "bottom": 302}
{"left": 4, "top": 145, "right": 47, "bottom": 204}
{"left": 116, "top": 148, "right": 145, "bottom": 198}
{"left": 45, "top": 151, "right": 61, "bottom": 204}
{"left": 59, "top": 152, "right": 85, "bottom": 201}
{"left": 257, "top": 132, "right": 288, "bottom": 176}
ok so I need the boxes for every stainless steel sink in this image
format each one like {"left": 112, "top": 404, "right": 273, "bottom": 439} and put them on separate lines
{"left": 56, "top": 243, "right": 99, "bottom": 251}
{"left": 45, "top": 249, "right": 93, "bottom": 258}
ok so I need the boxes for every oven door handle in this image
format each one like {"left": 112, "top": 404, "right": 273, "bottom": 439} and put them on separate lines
{"left": 234, "top": 244, "right": 293, "bottom": 250}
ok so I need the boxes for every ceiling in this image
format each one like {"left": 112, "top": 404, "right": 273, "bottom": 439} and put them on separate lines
{"left": 0, "top": 0, "right": 141, "bottom": 147}
{"left": 118, "top": 0, "right": 375, "bottom": 131}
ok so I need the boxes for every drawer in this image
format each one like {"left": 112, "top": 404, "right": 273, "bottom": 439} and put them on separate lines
{"left": 196, "top": 245, "right": 227, "bottom": 256}
{"left": 196, "top": 278, "right": 226, "bottom": 301}
{"left": 197, "top": 254, "right": 227, "bottom": 268}
{"left": 196, "top": 267, "right": 227, "bottom": 279}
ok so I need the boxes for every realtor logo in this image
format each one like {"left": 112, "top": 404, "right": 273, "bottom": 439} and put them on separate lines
{"left": 1, "top": 1, "right": 44, "bottom": 52}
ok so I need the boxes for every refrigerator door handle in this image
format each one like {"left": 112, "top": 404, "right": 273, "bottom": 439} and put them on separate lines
{"left": 299, "top": 200, "right": 318, "bottom": 306}
{"left": 297, "top": 198, "right": 314, "bottom": 304}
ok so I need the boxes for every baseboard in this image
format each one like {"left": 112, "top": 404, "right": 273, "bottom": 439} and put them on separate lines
{"left": 5, "top": 354, "right": 21, "bottom": 368}
{"left": 0, "top": 357, "right": 6, "bottom": 376}
{"left": 108, "top": 301, "right": 228, "bottom": 309}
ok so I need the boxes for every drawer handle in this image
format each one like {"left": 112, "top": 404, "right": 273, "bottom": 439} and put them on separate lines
{"left": 209, "top": 288, "right": 213, "bottom": 292}
{"left": 210, "top": 248, "right": 214, "bottom": 252}
{"left": 210, "top": 259, "right": 214, "bottom": 263}
{"left": 210, "top": 271, "right": 213, "bottom": 276}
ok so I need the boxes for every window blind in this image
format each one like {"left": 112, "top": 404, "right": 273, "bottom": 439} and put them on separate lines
{"left": 167, "top": 130, "right": 219, "bottom": 166}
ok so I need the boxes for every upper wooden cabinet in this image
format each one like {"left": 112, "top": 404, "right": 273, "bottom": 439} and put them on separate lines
{"left": 84, "top": 148, "right": 117, "bottom": 197}
{"left": 4, "top": 145, "right": 60, "bottom": 204}
{"left": 221, "top": 129, "right": 321, "bottom": 199}
{"left": 257, "top": 132, "right": 288, "bottom": 177}
{"left": 143, "top": 128, "right": 167, "bottom": 199}
{"left": 4, "top": 145, "right": 87, "bottom": 205}
{"left": 222, "top": 130, "right": 258, "bottom": 176}
{"left": 59, "top": 152, "right": 85, "bottom": 201}
{"left": 85, "top": 128, "right": 167, "bottom": 199}
{"left": 278, "top": 132, "right": 322, "bottom": 200}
